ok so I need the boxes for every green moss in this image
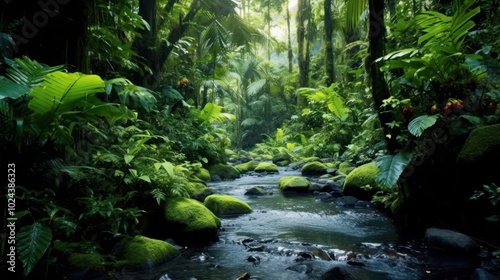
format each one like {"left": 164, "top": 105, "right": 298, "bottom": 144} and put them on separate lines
{"left": 116, "top": 236, "right": 179, "bottom": 268}
{"left": 458, "top": 124, "right": 500, "bottom": 164}
{"left": 278, "top": 176, "right": 311, "bottom": 191}
{"left": 235, "top": 161, "right": 260, "bottom": 173}
{"left": 68, "top": 253, "right": 104, "bottom": 271}
{"left": 254, "top": 162, "right": 279, "bottom": 173}
{"left": 193, "top": 168, "right": 211, "bottom": 182}
{"left": 301, "top": 161, "right": 328, "bottom": 175}
{"left": 184, "top": 182, "right": 212, "bottom": 201}
{"left": 339, "top": 162, "right": 354, "bottom": 174}
{"left": 272, "top": 152, "right": 291, "bottom": 163}
{"left": 165, "top": 197, "right": 221, "bottom": 232}
{"left": 342, "top": 162, "right": 380, "bottom": 200}
{"left": 289, "top": 157, "right": 321, "bottom": 169}
{"left": 204, "top": 194, "right": 252, "bottom": 216}
{"left": 207, "top": 164, "right": 240, "bottom": 179}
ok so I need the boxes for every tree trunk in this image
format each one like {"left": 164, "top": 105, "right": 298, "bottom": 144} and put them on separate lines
{"left": 367, "top": 0, "right": 399, "bottom": 154}
{"left": 133, "top": 0, "right": 158, "bottom": 87}
{"left": 324, "top": 0, "right": 335, "bottom": 86}
{"left": 286, "top": 0, "right": 293, "bottom": 73}
{"left": 297, "top": 0, "right": 310, "bottom": 89}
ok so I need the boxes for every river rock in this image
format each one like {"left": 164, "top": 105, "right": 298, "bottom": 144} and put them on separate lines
{"left": 287, "top": 263, "right": 313, "bottom": 274}
{"left": 278, "top": 176, "right": 311, "bottom": 192}
{"left": 334, "top": 196, "right": 359, "bottom": 207}
{"left": 321, "top": 266, "right": 355, "bottom": 280}
{"left": 424, "top": 227, "right": 480, "bottom": 255}
{"left": 245, "top": 186, "right": 267, "bottom": 196}
{"left": 254, "top": 162, "right": 279, "bottom": 173}
{"left": 301, "top": 161, "right": 328, "bottom": 175}
{"left": 115, "top": 235, "right": 180, "bottom": 269}
{"left": 207, "top": 163, "right": 240, "bottom": 180}
{"left": 472, "top": 268, "right": 499, "bottom": 280}
{"left": 204, "top": 194, "right": 252, "bottom": 216}
{"left": 235, "top": 160, "right": 260, "bottom": 174}
{"left": 342, "top": 162, "right": 380, "bottom": 201}
{"left": 164, "top": 197, "right": 221, "bottom": 245}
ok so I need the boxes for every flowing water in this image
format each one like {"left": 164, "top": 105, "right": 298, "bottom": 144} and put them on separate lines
{"left": 122, "top": 167, "right": 481, "bottom": 280}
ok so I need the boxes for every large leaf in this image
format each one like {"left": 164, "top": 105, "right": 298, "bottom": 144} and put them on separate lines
{"left": 0, "top": 76, "right": 29, "bottom": 100}
{"left": 17, "top": 222, "right": 52, "bottom": 276}
{"left": 4, "top": 56, "right": 64, "bottom": 87}
{"left": 408, "top": 115, "right": 439, "bottom": 137}
{"left": 28, "top": 71, "right": 105, "bottom": 124}
{"left": 105, "top": 78, "right": 157, "bottom": 112}
{"left": 375, "top": 151, "right": 413, "bottom": 188}
{"left": 198, "top": 102, "right": 235, "bottom": 124}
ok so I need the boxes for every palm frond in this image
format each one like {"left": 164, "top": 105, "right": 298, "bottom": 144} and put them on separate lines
{"left": 4, "top": 56, "right": 64, "bottom": 87}
{"left": 345, "top": 0, "right": 367, "bottom": 29}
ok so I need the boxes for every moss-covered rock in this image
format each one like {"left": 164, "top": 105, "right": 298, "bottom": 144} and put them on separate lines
{"left": 204, "top": 194, "right": 252, "bottom": 216}
{"left": 457, "top": 124, "right": 500, "bottom": 185}
{"left": 272, "top": 152, "right": 291, "bottom": 163}
{"left": 278, "top": 176, "right": 311, "bottom": 192}
{"left": 289, "top": 157, "right": 321, "bottom": 170}
{"left": 254, "top": 162, "right": 279, "bottom": 173}
{"left": 339, "top": 162, "right": 355, "bottom": 174}
{"left": 342, "top": 162, "right": 380, "bottom": 201}
{"left": 235, "top": 160, "right": 260, "bottom": 173}
{"left": 207, "top": 164, "right": 240, "bottom": 180}
{"left": 185, "top": 181, "right": 213, "bottom": 202}
{"left": 67, "top": 253, "right": 104, "bottom": 272}
{"left": 164, "top": 197, "right": 221, "bottom": 245}
{"left": 193, "top": 168, "right": 211, "bottom": 182}
{"left": 301, "top": 161, "right": 328, "bottom": 175}
{"left": 115, "top": 236, "right": 179, "bottom": 269}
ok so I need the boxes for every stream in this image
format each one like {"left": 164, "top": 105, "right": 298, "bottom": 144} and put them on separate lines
{"left": 123, "top": 167, "right": 481, "bottom": 280}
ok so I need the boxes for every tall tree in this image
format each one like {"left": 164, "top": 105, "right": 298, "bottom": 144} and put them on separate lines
{"left": 324, "top": 0, "right": 336, "bottom": 85}
{"left": 347, "top": 0, "right": 398, "bottom": 153}
{"left": 297, "top": 0, "right": 312, "bottom": 88}
{"left": 286, "top": 0, "right": 294, "bottom": 72}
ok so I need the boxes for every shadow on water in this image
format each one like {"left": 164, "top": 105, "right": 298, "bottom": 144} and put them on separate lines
{"left": 121, "top": 168, "right": 481, "bottom": 280}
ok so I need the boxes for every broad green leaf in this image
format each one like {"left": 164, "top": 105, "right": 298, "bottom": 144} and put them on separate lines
{"left": 138, "top": 175, "right": 151, "bottom": 183}
{"left": 0, "top": 76, "right": 29, "bottom": 99}
{"left": 28, "top": 71, "right": 105, "bottom": 126}
{"left": 17, "top": 222, "right": 52, "bottom": 276}
{"left": 375, "top": 151, "right": 413, "bottom": 188}
{"left": 124, "top": 155, "right": 135, "bottom": 164}
{"left": 408, "top": 115, "right": 439, "bottom": 137}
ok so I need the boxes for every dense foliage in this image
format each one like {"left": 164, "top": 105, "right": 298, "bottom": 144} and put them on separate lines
{"left": 0, "top": 0, "right": 499, "bottom": 278}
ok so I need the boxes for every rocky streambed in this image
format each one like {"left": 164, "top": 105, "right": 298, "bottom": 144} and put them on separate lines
{"left": 115, "top": 167, "right": 499, "bottom": 280}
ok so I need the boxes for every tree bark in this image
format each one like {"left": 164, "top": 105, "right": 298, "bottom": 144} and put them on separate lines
{"left": 324, "top": 0, "right": 335, "bottom": 86}
{"left": 367, "top": 0, "right": 399, "bottom": 154}
{"left": 133, "top": 0, "right": 158, "bottom": 86}
{"left": 286, "top": 0, "right": 293, "bottom": 73}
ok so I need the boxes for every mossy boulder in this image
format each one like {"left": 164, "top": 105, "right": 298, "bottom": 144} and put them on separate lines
{"left": 278, "top": 176, "right": 311, "bottom": 192}
{"left": 272, "top": 152, "right": 291, "bottom": 163}
{"left": 67, "top": 253, "right": 104, "bottom": 272}
{"left": 193, "top": 168, "right": 211, "bottom": 182}
{"left": 164, "top": 197, "right": 221, "bottom": 245}
{"left": 342, "top": 162, "right": 380, "bottom": 201}
{"left": 235, "top": 160, "right": 260, "bottom": 173}
{"left": 457, "top": 124, "right": 500, "bottom": 186}
{"left": 185, "top": 181, "right": 213, "bottom": 202}
{"left": 301, "top": 161, "right": 328, "bottom": 175}
{"left": 254, "top": 162, "right": 279, "bottom": 173}
{"left": 207, "top": 164, "right": 240, "bottom": 180}
{"left": 204, "top": 194, "right": 252, "bottom": 216}
{"left": 289, "top": 157, "right": 321, "bottom": 170}
{"left": 115, "top": 236, "right": 179, "bottom": 269}
{"left": 338, "top": 162, "right": 355, "bottom": 175}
